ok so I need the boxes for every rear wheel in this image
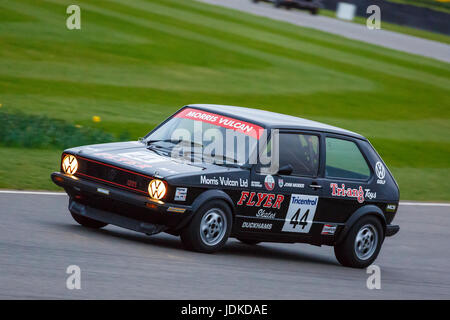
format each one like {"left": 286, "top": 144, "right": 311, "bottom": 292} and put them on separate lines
{"left": 181, "top": 200, "right": 232, "bottom": 253}
{"left": 334, "top": 216, "right": 384, "bottom": 268}
{"left": 70, "top": 211, "right": 108, "bottom": 229}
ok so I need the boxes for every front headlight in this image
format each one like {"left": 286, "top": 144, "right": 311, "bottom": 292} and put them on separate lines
{"left": 62, "top": 154, "right": 78, "bottom": 175}
{"left": 148, "top": 179, "right": 166, "bottom": 200}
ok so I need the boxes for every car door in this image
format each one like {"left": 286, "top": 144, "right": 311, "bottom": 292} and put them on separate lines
{"left": 235, "top": 130, "right": 324, "bottom": 240}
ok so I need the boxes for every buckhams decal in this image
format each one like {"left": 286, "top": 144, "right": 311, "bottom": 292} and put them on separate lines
{"left": 242, "top": 222, "right": 272, "bottom": 230}
{"left": 175, "top": 108, "right": 263, "bottom": 139}
{"left": 237, "top": 191, "right": 284, "bottom": 209}
{"left": 330, "top": 183, "right": 365, "bottom": 203}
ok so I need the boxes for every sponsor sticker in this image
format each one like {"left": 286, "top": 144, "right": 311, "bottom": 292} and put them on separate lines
{"left": 278, "top": 178, "right": 284, "bottom": 188}
{"left": 237, "top": 191, "right": 285, "bottom": 209}
{"left": 364, "top": 189, "right": 377, "bottom": 200}
{"left": 242, "top": 222, "right": 272, "bottom": 230}
{"left": 321, "top": 224, "right": 337, "bottom": 235}
{"left": 264, "top": 175, "right": 275, "bottom": 191}
{"left": 330, "top": 183, "right": 365, "bottom": 203}
{"left": 282, "top": 194, "right": 319, "bottom": 233}
{"left": 174, "top": 187, "right": 187, "bottom": 201}
{"left": 200, "top": 175, "right": 248, "bottom": 188}
{"left": 282, "top": 182, "right": 305, "bottom": 189}
{"left": 175, "top": 108, "right": 263, "bottom": 139}
{"left": 251, "top": 181, "right": 263, "bottom": 188}
{"left": 386, "top": 204, "right": 397, "bottom": 212}
{"left": 256, "top": 209, "right": 277, "bottom": 219}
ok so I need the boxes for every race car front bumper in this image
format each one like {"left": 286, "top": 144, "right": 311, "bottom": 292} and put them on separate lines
{"left": 51, "top": 172, "right": 193, "bottom": 233}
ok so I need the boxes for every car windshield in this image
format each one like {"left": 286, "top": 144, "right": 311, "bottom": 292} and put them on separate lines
{"left": 144, "top": 108, "right": 264, "bottom": 166}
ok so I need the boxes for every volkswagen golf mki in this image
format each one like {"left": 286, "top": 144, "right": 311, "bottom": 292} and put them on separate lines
{"left": 51, "top": 104, "right": 399, "bottom": 268}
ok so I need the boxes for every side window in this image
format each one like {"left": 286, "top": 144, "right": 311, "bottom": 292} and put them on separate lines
{"left": 278, "top": 133, "right": 319, "bottom": 177}
{"left": 325, "top": 138, "right": 371, "bottom": 180}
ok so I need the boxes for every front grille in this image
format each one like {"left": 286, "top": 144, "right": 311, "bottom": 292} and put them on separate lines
{"left": 73, "top": 155, "right": 152, "bottom": 195}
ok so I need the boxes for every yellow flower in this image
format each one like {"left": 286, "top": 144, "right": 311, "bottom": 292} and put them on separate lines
{"left": 92, "top": 116, "right": 101, "bottom": 123}
{"left": 75, "top": 124, "right": 82, "bottom": 128}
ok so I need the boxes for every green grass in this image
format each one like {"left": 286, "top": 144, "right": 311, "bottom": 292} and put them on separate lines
{"left": 320, "top": 9, "right": 450, "bottom": 45}
{"left": 0, "top": 110, "right": 122, "bottom": 148}
{"left": 0, "top": 0, "right": 449, "bottom": 201}
{"left": 386, "top": 0, "right": 450, "bottom": 14}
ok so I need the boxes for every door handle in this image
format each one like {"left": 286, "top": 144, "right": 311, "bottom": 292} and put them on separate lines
{"left": 309, "top": 183, "right": 322, "bottom": 189}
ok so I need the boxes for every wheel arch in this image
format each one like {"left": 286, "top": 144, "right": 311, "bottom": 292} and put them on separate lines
{"left": 336, "top": 205, "right": 386, "bottom": 244}
{"left": 176, "top": 189, "right": 235, "bottom": 231}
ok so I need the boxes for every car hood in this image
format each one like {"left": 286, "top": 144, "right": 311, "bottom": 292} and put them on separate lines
{"left": 66, "top": 141, "right": 207, "bottom": 179}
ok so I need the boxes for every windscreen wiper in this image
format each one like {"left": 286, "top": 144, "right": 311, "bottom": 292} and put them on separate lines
{"left": 146, "top": 139, "right": 203, "bottom": 148}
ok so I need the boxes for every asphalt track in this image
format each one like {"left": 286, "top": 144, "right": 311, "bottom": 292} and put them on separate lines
{"left": 196, "top": 0, "right": 450, "bottom": 63}
{"left": 0, "top": 192, "right": 449, "bottom": 299}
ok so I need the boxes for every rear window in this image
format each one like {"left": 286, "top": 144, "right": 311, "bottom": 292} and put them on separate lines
{"left": 325, "top": 138, "right": 371, "bottom": 180}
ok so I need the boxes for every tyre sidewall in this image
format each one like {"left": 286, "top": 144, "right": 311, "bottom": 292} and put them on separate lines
{"left": 337, "top": 216, "right": 384, "bottom": 268}
{"left": 182, "top": 200, "right": 232, "bottom": 253}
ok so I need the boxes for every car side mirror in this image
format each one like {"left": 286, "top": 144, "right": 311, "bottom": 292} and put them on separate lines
{"left": 277, "top": 164, "right": 293, "bottom": 176}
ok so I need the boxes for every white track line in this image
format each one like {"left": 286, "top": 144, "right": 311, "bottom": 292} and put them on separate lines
{"left": 0, "top": 190, "right": 449, "bottom": 206}
{"left": 400, "top": 202, "right": 450, "bottom": 207}
{"left": 0, "top": 190, "right": 66, "bottom": 196}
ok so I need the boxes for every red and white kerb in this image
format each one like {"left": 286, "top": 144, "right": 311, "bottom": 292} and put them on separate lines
{"left": 175, "top": 108, "right": 263, "bottom": 140}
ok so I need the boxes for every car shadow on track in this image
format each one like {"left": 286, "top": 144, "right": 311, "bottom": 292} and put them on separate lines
{"left": 222, "top": 241, "right": 339, "bottom": 266}
{"left": 52, "top": 222, "right": 339, "bottom": 266}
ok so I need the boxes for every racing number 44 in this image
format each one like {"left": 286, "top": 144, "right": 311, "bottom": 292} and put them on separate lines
{"left": 282, "top": 195, "right": 318, "bottom": 233}
{"left": 290, "top": 208, "right": 310, "bottom": 230}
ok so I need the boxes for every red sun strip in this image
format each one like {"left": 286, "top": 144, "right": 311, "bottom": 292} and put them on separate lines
{"left": 174, "top": 108, "right": 263, "bottom": 139}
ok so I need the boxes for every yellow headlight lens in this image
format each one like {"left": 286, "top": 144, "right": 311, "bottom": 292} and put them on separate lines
{"left": 62, "top": 154, "right": 78, "bottom": 175}
{"left": 148, "top": 179, "right": 166, "bottom": 200}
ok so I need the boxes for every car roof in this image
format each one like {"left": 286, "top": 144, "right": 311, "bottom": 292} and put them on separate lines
{"left": 187, "top": 104, "right": 365, "bottom": 140}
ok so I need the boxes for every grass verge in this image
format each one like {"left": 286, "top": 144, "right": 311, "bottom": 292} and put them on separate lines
{"left": 0, "top": 0, "right": 448, "bottom": 200}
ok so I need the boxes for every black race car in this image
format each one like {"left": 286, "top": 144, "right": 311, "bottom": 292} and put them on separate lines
{"left": 51, "top": 104, "right": 399, "bottom": 268}
{"left": 253, "top": 0, "right": 322, "bottom": 15}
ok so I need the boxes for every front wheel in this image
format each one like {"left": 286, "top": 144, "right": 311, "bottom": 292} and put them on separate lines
{"left": 181, "top": 200, "right": 232, "bottom": 253}
{"left": 70, "top": 211, "right": 108, "bottom": 229}
{"left": 334, "top": 216, "right": 384, "bottom": 268}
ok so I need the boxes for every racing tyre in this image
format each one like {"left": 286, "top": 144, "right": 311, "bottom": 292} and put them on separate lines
{"left": 237, "top": 238, "right": 261, "bottom": 245}
{"left": 334, "top": 216, "right": 384, "bottom": 268}
{"left": 70, "top": 211, "right": 108, "bottom": 229}
{"left": 181, "top": 200, "right": 232, "bottom": 253}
